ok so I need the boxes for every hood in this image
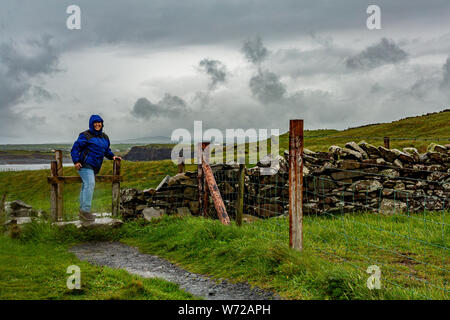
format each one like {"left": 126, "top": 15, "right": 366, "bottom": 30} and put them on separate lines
{"left": 89, "top": 115, "right": 104, "bottom": 135}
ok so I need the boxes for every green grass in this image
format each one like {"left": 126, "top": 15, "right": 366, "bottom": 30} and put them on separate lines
{"left": 117, "top": 212, "right": 448, "bottom": 300}
{"left": 1, "top": 211, "right": 447, "bottom": 300}
{"left": 279, "top": 109, "right": 450, "bottom": 153}
{"left": 0, "top": 222, "right": 198, "bottom": 300}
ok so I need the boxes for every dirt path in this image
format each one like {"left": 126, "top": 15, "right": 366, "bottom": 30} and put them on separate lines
{"left": 69, "top": 241, "right": 280, "bottom": 300}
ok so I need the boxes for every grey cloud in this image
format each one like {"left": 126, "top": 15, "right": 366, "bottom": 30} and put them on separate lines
{"left": 242, "top": 36, "right": 269, "bottom": 65}
{"left": 346, "top": 38, "right": 408, "bottom": 70}
{"left": 0, "top": 35, "right": 59, "bottom": 79}
{"left": 270, "top": 46, "right": 351, "bottom": 78}
{"left": 0, "top": 35, "right": 59, "bottom": 138}
{"left": 2, "top": 1, "right": 450, "bottom": 53}
{"left": 249, "top": 70, "right": 286, "bottom": 104}
{"left": 0, "top": 35, "right": 59, "bottom": 110}
{"left": 441, "top": 56, "right": 450, "bottom": 89}
{"left": 198, "top": 58, "right": 227, "bottom": 89}
{"left": 131, "top": 94, "right": 189, "bottom": 120}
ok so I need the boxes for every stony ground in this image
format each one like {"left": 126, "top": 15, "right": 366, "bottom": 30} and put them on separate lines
{"left": 69, "top": 241, "right": 281, "bottom": 300}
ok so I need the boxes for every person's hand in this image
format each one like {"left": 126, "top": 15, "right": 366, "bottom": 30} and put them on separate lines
{"left": 75, "top": 162, "right": 82, "bottom": 170}
{"left": 113, "top": 156, "right": 122, "bottom": 161}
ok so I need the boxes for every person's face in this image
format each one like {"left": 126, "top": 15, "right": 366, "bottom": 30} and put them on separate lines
{"left": 93, "top": 121, "right": 102, "bottom": 131}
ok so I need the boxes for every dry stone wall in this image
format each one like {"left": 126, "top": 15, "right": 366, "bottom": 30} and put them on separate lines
{"left": 120, "top": 142, "right": 450, "bottom": 220}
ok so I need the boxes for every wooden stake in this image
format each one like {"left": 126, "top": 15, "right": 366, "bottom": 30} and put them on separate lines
{"left": 236, "top": 163, "right": 245, "bottom": 226}
{"left": 384, "top": 137, "right": 390, "bottom": 149}
{"left": 112, "top": 159, "right": 121, "bottom": 217}
{"left": 55, "top": 150, "right": 64, "bottom": 221}
{"left": 50, "top": 161, "right": 58, "bottom": 221}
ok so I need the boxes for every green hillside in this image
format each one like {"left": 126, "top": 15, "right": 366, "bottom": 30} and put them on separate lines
{"left": 279, "top": 109, "right": 450, "bottom": 153}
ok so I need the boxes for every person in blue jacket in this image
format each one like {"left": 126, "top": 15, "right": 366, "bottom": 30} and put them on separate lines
{"left": 71, "top": 115, "right": 121, "bottom": 222}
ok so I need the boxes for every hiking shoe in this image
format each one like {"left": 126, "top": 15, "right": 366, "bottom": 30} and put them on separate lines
{"left": 79, "top": 210, "right": 95, "bottom": 222}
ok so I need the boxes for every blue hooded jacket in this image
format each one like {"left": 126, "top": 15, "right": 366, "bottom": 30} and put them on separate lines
{"left": 71, "top": 115, "right": 115, "bottom": 174}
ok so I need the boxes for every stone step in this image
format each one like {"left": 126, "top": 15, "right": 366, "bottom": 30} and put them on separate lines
{"left": 54, "top": 217, "right": 123, "bottom": 229}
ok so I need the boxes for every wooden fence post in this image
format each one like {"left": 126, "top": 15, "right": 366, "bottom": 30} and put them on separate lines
{"left": 112, "top": 159, "right": 121, "bottom": 217}
{"left": 384, "top": 137, "right": 390, "bottom": 149}
{"left": 236, "top": 163, "right": 245, "bottom": 226}
{"left": 289, "top": 120, "right": 304, "bottom": 251}
{"left": 178, "top": 149, "right": 185, "bottom": 173}
{"left": 0, "top": 194, "right": 6, "bottom": 217}
{"left": 55, "top": 150, "right": 64, "bottom": 221}
{"left": 50, "top": 161, "right": 58, "bottom": 221}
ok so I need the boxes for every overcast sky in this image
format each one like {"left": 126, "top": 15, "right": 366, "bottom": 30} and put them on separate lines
{"left": 1, "top": 0, "right": 450, "bottom": 143}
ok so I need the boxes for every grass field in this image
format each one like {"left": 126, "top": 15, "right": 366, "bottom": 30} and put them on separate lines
{"left": 1, "top": 212, "right": 447, "bottom": 300}
{"left": 0, "top": 225, "right": 198, "bottom": 300}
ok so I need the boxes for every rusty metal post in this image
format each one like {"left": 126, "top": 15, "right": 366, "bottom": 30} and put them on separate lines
{"left": 384, "top": 137, "right": 390, "bottom": 149}
{"left": 55, "top": 150, "right": 64, "bottom": 221}
{"left": 50, "top": 161, "right": 58, "bottom": 221}
{"left": 112, "top": 159, "right": 121, "bottom": 217}
{"left": 201, "top": 161, "right": 231, "bottom": 225}
{"left": 289, "top": 120, "right": 304, "bottom": 251}
{"left": 197, "top": 142, "right": 204, "bottom": 217}
{"left": 236, "top": 163, "right": 245, "bottom": 226}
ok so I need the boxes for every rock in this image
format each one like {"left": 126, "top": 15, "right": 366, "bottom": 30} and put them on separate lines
{"left": 393, "top": 159, "right": 403, "bottom": 169}
{"left": 379, "top": 199, "right": 407, "bottom": 214}
{"left": 121, "top": 188, "right": 144, "bottom": 203}
{"left": 258, "top": 154, "right": 288, "bottom": 174}
{"left": 156, "top": 175, "right": 171, "bottom": 191}
{"left": 142, "top": 207, "right": 164, "bottom": 221}
{"left": 183, "top": 186, "right": 198, "bottom": 200}
{"left": 4, "top": 216, "right": 34, "bottom": 226}
{"left": 188, "top": 201, "right": 200, "bottom": 215}
{"left": 306, "top": 175, "right": 338, "bottom": 190}
{"left": 54, "top": 217, "right": 123, "bottom": 229}
{"left": 345, "top": 141, "right": 368, "bottom": 159}
{"left": 378, "top": 147, "right": 398, "bottom": 162}
{"left": 255, "top": 204, "right": 283, "bottom": 217}
{"left": 176, "top": 207, "right": 191, "bottom": 217}
{"left": 8, "top": 200, "right": 32, "bottom": 211}
{"left": 392, "top": 149, "right": 414, "bottom": 163}
{"left": 168, "top": 173, "right": 192, "bottom": 186}
{"left": 427, "top": 152, "right": 447, "bottom": 164}
{"left": 348, "top": 180, "right": 383, "bottom": 193}
{"left": 242, "top": 214, "right": 260, "bottom": 223}
{"left": 337, "top": 160, "right": 361, "bottom": 170}
{"left": 143, "top": 188, "right": 156, "bottom": 196}
{"left": 427, "top": 143, "right": 447, "bottom": 153}
{"left": 403, "top": 148, "right": 420, "bottom": 162}
{"left": 427, "top": 171, "right": 446, "bottom": 181}
{"left": 5, "top": 200, "right": 34, "bottom": 217}
{"left": 379, "top": 169, "right": 400, "bottom": 178}
{"left": 358, "top": 141, "right": 381, "bottom": 157}
{"left": 303, "top": 202, "right": 319, "bottom": 214}
{"left": 218, "top": 182, "right": 235, "bottom": 195}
